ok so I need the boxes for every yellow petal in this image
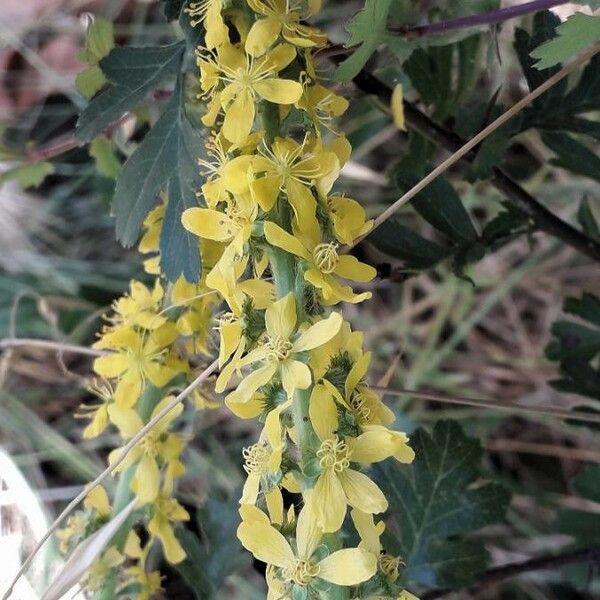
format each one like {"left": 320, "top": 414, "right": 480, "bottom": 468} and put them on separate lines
{"left": 339, "top": 469, "right": 388, "bottom": 514}
{"left": 223, "top": 88, "right": 255, "bottom": 144}
{"left": 391, "top": 83, "right": 406, "bottom": 130}
{"left": 313, "top": 469, "right": 346, "bottom": 533}
{"left": 281, "top": 359, "right": 312, "bottom": 397}
{"left": 237, "top": 520, "right": 295, "bottom": 568}
{"left": 318, "top": 547, "right": 377, "bottom": 585}
{"left": 84, "top": 486, "right": 111, "bottom": 517}
{"left": 334, "top": 255, "right": 377, "bottom": 283}
{"left": 227, "top": 393, "right": 264, "bottom": 419}
{"left": 133, "top": 454, "right": 160, "bottom": 504}
{"left": 245, "top": 17, "right": 281, "bottom": 56}
{"left": 266, "top": 43, "right": 297, "bottom": 70}
{"left": 265, "top": 292, "right": 297, "bottom": 339}
{"left": 240, "top": 472, "right": 261, "bottom": 505}
{"left": 308, "top": 383, "right": 338, "bottom": 441}
{"left": 225, "top": 362, "right": 278, "bottom": 405}
{"left": 265, "top": 487, "right": 284, "bottom": 525}
{"left": 93, "top": 353, "right": 128, "bottom": 379}
{"left": 148, "top": 514, "right": 187, "bottom": 564}
{"left": 107, "top": 404, "right": 143, "bottom": 438}
{"left": 345, "top": 352, "right": 370, "bottom": 398}
{"left": 264, "top": 221, "right": 311, "bottom": 261}
{"left": 350, "top": 508, "right": 383, "bottom": 555}
{"left": 182, "top": 208, "right": 235, "bottom": 241}
{"left": 296, "top": 503, "right": 322, "bottom": 560}
{"left": 250, "top": 174, "right": 282, "bottom": 212}
{"left": 286, "top": 179, "right": 320, "bottom": 241}
{"left": 293, "top": 312, "right": 343, "bottom": 352}
{"left": 254, "top": 79, "right": 303, "bottom": 104}
{"left": 219, "top": 321, "right": 242, "bottom": 366}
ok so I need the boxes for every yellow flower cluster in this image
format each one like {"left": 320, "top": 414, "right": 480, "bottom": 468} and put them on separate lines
{"left": 63, "top": 1, "right": 419, "bottom": 598}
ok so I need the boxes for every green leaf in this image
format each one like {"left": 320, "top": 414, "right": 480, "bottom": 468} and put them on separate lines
{"left": 531, "top": 13, "right": 600, "bottom": 69}
{"left": 393, "top": 163, "right": 478, "bottom": 244}
{"left": 514, "top": 12, "right": 568, "bottom": 112}
{"left": 76, "top": 66, "right": 107, "bottom": 99}
{"left": 367, "top": 219, "right": 449, "bottom": 270}
{"left": 78, "top": 17, "right": 114, "bottom": 64}
{"left": 542, "top": 131, "right": 600, "bottom": 183}
{"left": 375, "top": 420, "right": 510, "bottom": 588}
{"left": 555, "top": 467, "right": 600, "bottom": 548}
{"left": 89, "top": 136, "right": 121, "bottom": 179}
{"left": 335, "top": 0, "right": 415, "bottom": 81}
{"left": 77, "top": 42, "right": 185, "bottom": 142}
{"left": 0, "top": 161, "right": 54, "bottom": 189}
{"left": 112, "top": 76, "right": 202, "bottom": 281}
{"left": 481, "top": 205, "right": 530, "bottom": 250}
{"left": 176, "top": 498, "right": 249, "bottom": 598}
{"left": 427, "top": 539, "right": 489, "bottom": 588}
{"left": 546, "top": 293, "right": 600, "bottom": 401}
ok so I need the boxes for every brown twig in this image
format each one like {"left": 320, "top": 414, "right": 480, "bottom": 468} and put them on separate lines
{"left": 421, "top": 545, "right": 600, "bottom": 599}
{"left": 342, "top": 49, "right": 600, "bottom": 261}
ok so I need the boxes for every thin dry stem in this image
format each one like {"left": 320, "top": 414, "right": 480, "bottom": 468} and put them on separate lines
{"left": 347, "top": 43, "right": 600, "bottom": 251}
{"left": 1, "top": 358, "right": 219, "bottom": 600}
{"left": 0, "top": 338, "right": 107, "bottom": 357}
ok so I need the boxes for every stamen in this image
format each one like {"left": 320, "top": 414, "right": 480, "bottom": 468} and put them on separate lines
{"left": 316, "top": 437, "right": 351, "bottom": 472}
{"left": 313, "top": 242, "right": 339, "bottom": 273}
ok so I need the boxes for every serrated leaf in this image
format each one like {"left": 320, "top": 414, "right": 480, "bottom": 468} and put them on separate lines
{"left": 41, "top": 500, "right": 136, "bottom": 600}
{"left": 367, "top": 219, "right": 449, "bottom": 270}
{"left": 375, "top": 420, "right": 510, "bottom": 588}
{"left": 112, "top": 76, "right": 202, "bottom": 281}
{"left": 542, "top": 131, "right": 600, "bottom": 183}
{"left": 531, "top": 13, "right": 600, "bottom": 69}
{"left": 90, "top": 136, "right": 121, "bottom": 179}
{"left": 0, "top": 161, "right": 54, "bottom": 189}
{"left": 335, "top": 0, "right": 416, "bottom": 81}
{"left": 393, "top": 164, "right": 478, "bottom": 243}
{"left": 77, "top": 42, "right": 185, "bottom": 142}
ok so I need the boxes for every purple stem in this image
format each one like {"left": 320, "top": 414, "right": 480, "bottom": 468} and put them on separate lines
{"left": 389, "top": 0, "right": 570, "bottom": 36}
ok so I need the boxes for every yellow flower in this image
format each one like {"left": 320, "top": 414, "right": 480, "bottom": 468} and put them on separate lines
{"left": 196, "top": 132, "right": 254, "bottom": 207}
{"left": 245, "top": 0, "right": 326, "bottom": 57}
{"left": 76, "top": 379, "right": 114, "bottom": 439}
{"left": 93, "top": 324, "right": 179, "bottom": 407}
{"left": 107, "top": 397, "right": 184, "bottom": 504}
{"left": 126, "top": 565, "right": 163, "bottom": 600}
{"left": 84, "top": 485, "right": 111, "bottom": 517}
{"left": 182, "top": 191, "right": 258, "bottom": 256}
{"left": 391, "top": 84, "right": 406, "bottom": 130}
{"left": 307, "top": 385, "right": 389, "bottom": 532}
{"left": 148, "top": 493, "right": 190, "bottom": 564}
{"left": 264, "top": 221, "right": 376, "bottom": 304}
{"left": 297, "top": 83, "right": 349, "bottom": 133}
{"left": 327, "top": 194, "right": 373, "bottom": 245}
{"left": 110, "top": 279, "right": 166, "bottom": 330}
{"left": 240, "top": 403, "right": 288, "bottom": 504}
{"left": 138, "top": 204, "right": 164, "bottom": 254}
{"left": 237, "top": 504, "right": 377, "bottom": 591}
{"left": 200, "top": 43, "right": 303, "bottom": 143}
{"left": 85, "top": 547, "right": 124, "bottom": 592}
{"left": 249, "top": 136, "right": 337, "bottom": 237}
{"left": 185, "top": 0, "right": 228, "bottom": 49}
{"left": 323, "top": 351, "right": 396, "bottom": 428}
{"left": 220, "top": 293, "right": 342, "bottom": 403}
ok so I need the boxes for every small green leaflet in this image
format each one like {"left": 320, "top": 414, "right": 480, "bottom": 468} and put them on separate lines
{"left": 76, "top": 17, "right": 115, "bottom": 99}
{"left": 90, "top": 136, "right": 121, "bottom": 179}
{"left": 545, "top": 292, "right": 600, "bottom": 400}
{"left": 335, "top": 0, "right": 415, "bottom": 81}
{"left": 375, "top": 420, "right": 510, "bottom": 589}
{"left": 0, "top": 161, "right": 54, "bottom": 189}
{"left": 542, "top": 131, "right": 600, "bottom": 183}
{"left": 112, "top": 76, "right": 203, "bottom": 282}
{"left": 77, "top": 42, "right": 185, "bottom": 142}
{"left": 531, "top": 13, "right": 600, "bottom": 69}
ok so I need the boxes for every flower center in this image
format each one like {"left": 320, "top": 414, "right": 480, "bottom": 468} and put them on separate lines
{"left": 264, "top": 335, "right": 293, "bottom": 361}
{"left": 243, "top": 440, "right": 270, "bottom": 474}
{"left": 313, "top": 242, "right": 339, "bottom": 274}
{"left": 140, "top": 431, "right": 160, "bottom": 457}
{"left": 379, "top": 554, "right": 401, "bottom": 582}
{"left": 317, "top": 437, "right": 351, "bottom": 472}
{"left": 283, "top": 558, "right": 320, "bottom": 586}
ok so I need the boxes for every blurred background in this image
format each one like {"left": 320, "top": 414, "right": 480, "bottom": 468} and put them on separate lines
{"left": 1, "top": 1, "right": 599, "bottom": 598}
